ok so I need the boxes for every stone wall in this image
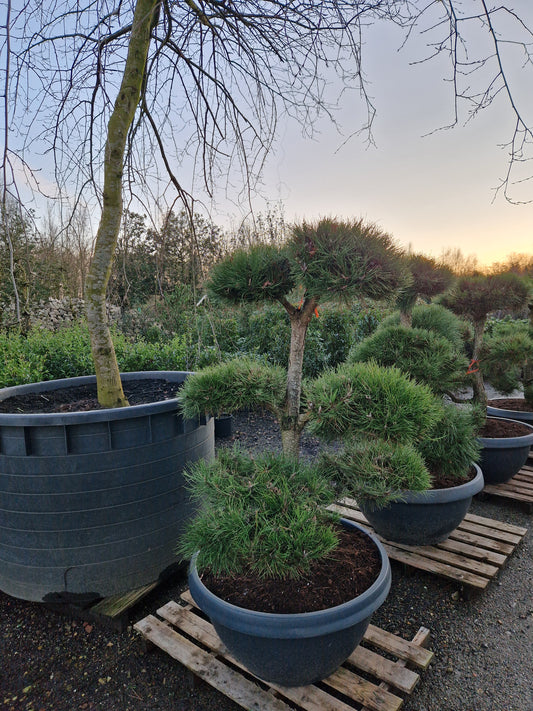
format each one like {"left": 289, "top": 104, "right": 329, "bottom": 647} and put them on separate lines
{"left": 2, "top": 298, "right": 121, "bottom": 330}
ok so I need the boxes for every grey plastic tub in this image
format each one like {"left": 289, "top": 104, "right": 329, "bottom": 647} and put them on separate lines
{"left": 0, "top": 372, "right": 214, "bottom": 602}
{"left": 189, "top": 519, "right": 391, "bottom": 687}
{"left": 477, "top": 417, "right": 533, "bottom": 484}
{"left": 360, "top": 463, "right": 484, "bottom": 545}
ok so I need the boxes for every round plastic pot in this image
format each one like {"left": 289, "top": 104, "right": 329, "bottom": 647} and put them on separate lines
{"left": 486, "top": 399, "right": 533, "bottom": 426}
{"left": 359, "top": 464, "right": 484, "bottom": 546}
{"left": 477, "top": 417, "right": 533, "bottom": 485}
{"left": 214, "top": 414, "right": 233, "bottom": 439}
{"left": 0, "top": 372, "right": 214, "bottom": 603}
{"left": 188, "top": 519, "right": 391, "bottom": 687}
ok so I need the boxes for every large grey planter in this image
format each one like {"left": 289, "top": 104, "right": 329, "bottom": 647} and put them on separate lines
{"left": 477, "top": 417, "right": 533, "bottom": 484}
{"left": 0, "top": 372, "right": 214, "bottom": 603}
{"left": 188, "top": 519, "right": 391, "bottom": 687}
{"left": 359, "top": 464, "right": 484, "bottom": 546}
{"left": 487, "top": 398, "right": 533, "bottom": 426}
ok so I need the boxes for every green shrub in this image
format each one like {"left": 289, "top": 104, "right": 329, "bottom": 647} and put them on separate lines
{"left": 349, "top": 325, "right": 469, "bottom": 395}
{"left": 114, "top": 332, "right": 188, "bottom": 372}
{"left": 317, "top": 438, "right": 430, "bottom": 508}
{"left": 27, "top": 324, "right": 94, "bottom": 380}
{"left": 416, "top": 405, "right": 481, "bottom": 480}
{"left": 0, "top": 332, "right": 46, "bottom": 387}
{"left": 180, "top": 356, "right": 287, "bottom": 418}
{"left": 307, "top": 361, "right": 441, "bottom": 444}
{"left": 178, "top": 448, "right": 339, "bottom": 578}
{"left": 482, "top": 329, "right": 533, "bottom": 395}
{"left": 381, "top": 303, "right": 467, "bottom": 351}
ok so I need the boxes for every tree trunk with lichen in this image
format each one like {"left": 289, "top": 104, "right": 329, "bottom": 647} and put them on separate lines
{"left": 280, "top": 299, "right": 317, "bottom": 458}
{"left": 85, "top": 0, "right": 158, "bottom": 408}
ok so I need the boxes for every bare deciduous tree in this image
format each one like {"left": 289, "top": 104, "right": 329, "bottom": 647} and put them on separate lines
{"left": 2, "top": 0, "right": 532, "bottom": 405}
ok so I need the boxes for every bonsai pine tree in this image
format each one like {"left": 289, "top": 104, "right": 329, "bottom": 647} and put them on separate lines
{"left": 396, "top": 254, "right": 454, "bottom": 327}
{"left": 482, "top": 315, "right": 533, "bottom": 406}
{"left": 441, "top": 272, "right": 530, "bottom": 408}
{"left": 181, "top": 218, "right": 406, "bottom": 456}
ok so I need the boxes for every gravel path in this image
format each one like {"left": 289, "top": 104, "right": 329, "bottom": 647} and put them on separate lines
{"left": 1, "top": 410, "right": 532, "bottom": 711}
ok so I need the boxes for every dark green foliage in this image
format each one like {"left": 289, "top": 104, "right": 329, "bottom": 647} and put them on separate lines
{"left": 307, "top": 361, "right": 441, "bottom": 444}
{"left": 0, "top": 331, "right": 46, "bottom": 387}
{"left": 207, "top": 244, "right": 294, "bottom": 303}
{"left": 349, "top": 325, "right": 469, "bottom": 395}
{"left": 178, "top": 448, "right": 339, "bottom": 578}
{"left": 242, "top": 304, "right": 356, "bottom": 378}
{"left": 317, "top": 438, "right": 430, "bottom": 508}
{"left": 289, "top": 218, "right": 406, "bottom": 301}
{"left": 416, "top": 405, "right": 481, "bottom": 480}
{"left": 396, "top": 254, "right": 454, "bottom": 313}
{"left": 381, "top": 303, "right": 466, "bottom": 351}
{"left": 179, "top": 357, "right": 287, "bottom": 418}
{"left": 482, "top": 328, "right": 533, "bottom": 395}
{"left": 441, "top": 272, "right": 530, "bottom": 322}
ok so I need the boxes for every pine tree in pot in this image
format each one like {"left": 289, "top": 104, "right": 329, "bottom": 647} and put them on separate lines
{"left": 308, "top": 366, "right": 483, "bottom": 545}
{"left": 441, "top": 272, "right": 533, "bottom": 484}
{"left": 179, "top": 448, "right": 391, "bottom": 687}
{"left": 482, "top": 314, "right": 533, "bottom": 425}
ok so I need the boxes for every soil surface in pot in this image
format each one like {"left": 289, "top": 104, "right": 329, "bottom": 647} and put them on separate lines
{"left": 487, "top": 397, "right": 533, "bottom": 412}
{"left": 0, "top": 379, "right": 180, "bottom": 414}
{"left": 478, "top": 417, "right": 532, "bottom": 438}
{"left": 201, "top": 525, "right": 381, "bottom": 614}
{"left": 429, "top": 464, "right": 477, "bottom": 490}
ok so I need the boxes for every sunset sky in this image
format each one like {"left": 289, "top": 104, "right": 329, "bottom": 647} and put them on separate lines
{"left": 242, "top": 16, "right": 533, "bottom": 268}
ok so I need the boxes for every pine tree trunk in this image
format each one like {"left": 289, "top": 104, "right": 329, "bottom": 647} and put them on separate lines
{"left": 399, "top": 309, "right": 412, "bottom": 327}
{"left": 471, "top": 318, "right": 487, "bottom": 409}
{"left": 85, "top": 0, "right": 158, "bottom": 408}
{"left": 280, "top": 299, "right": 317, "bottom": 458}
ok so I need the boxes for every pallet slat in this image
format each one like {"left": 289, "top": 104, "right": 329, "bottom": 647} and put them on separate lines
{"left": 479, "top": 466, "right": 533, "bottom": 509}
{"left": 330, "top": 500, "right": 527, "bottom": 591}
{"left": 134, "top": 594, "right": 433, "bottom": 711}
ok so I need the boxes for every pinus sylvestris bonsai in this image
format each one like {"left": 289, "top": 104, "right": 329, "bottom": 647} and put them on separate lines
{"left": 441, "top": 272, "right": 530, "bottom": 408}
{"left": 181, "top": 218, "right": 407, "bottom": 457}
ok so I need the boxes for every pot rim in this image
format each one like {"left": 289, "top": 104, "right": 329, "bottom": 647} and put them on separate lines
{"left": 477, "top": 417, "right": 533, "bottom": 448}
{"left": 380, "top": 461, "right": 484, "bottom": 505}
{"left": 0, "top": 371, "right": 195, "bottom": 426}
{"left": 188, "top": 518, "right": 391, "bottom": 639}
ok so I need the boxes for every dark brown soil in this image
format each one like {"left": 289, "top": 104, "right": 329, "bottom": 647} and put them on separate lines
{"left": 430, "top": 465, "right": 477, "bottom": 490}
{"left": 487, "top": 397, "right": 533, "bottom": 412}
{"left": 478, "top": 417, "right": 533, "bottom": 438}
{"left": 201, "top": 526, "right": 381, "bottom": 613}
{"left": 0, "top": 380, "right": 181, "bottom": 414}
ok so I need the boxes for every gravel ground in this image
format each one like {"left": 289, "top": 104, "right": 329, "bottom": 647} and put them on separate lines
{"left": 1, "top": 410, "right": 532, "bottom": 711}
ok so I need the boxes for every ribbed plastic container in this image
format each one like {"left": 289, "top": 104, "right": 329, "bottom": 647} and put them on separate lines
{"left": 0, "top": 372, "right": 214, "bottom": 602}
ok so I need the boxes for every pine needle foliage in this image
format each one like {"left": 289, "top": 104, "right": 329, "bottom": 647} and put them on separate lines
{"left": 307, "top": 361, "right": 441, "bottom": 444}
{"left": 207, "top": 244, "right": 294, "bottom": 303}
{"left": 317, "top": 438, "right": 430, "bottom": 508}
{"left": 416, "top": 404, "right": 481, "bottom": 480}
{"left": 289, "top": 218, "right": 406, "bottom": 301}
{"left": 179, "top": 356, "right": 286, "bottom": 418}
{"left": 381, "top": 303, "right": 467, "bottom": 352}
{"left": 441, "top": 272, "right": 530, "bottom": 322}
{"left": 349, "top": 325, "right": 468, "bottom": 395}
{"left": 482, "top": 330, "right": 533, "bottom": 397}
{"left": 396, "top": 254, "right": 454, "bottom": 314}
{"left": 178, "top": 448, "right": 339, "bottom": 579}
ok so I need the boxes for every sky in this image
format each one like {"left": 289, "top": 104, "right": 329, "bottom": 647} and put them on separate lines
{"left": 247, "top": 16, "right": 533, "bottom": 268}
{"left": 5, "top": 3, "right": 533, "bottom": 269}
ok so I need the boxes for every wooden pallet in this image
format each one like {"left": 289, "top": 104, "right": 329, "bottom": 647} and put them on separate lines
{"left": 330, "top": 499, "right": 527, "bottom": 592}
{"left": 481, "top": 463, "right": 533, "bottom": 511}
{"left": 134, "top": 589, "right": 433, "bottom": 711}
